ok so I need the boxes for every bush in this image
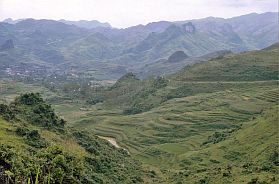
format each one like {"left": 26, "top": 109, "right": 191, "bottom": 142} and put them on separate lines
{"left": 151, "top": 76, "right": 168, "bottom": 89}
{"left": 11, "top": 93, "right": 66, "bottom": 130}
{"left": 0, "top": 104, "right": 15, "bottom": 121}
{"left": 16, "top": 127, "right": 47, "bottom": 148}
{"left": 123, "top": 102, "right": 154, "bottom": 115}
{"left": 203, "top": 131, "right": 228, "bottom": 145}
{"left": 198, "top": 177, "right": 209, "bottom": 184}
{"left": 15, "top": 93, "right": 43, "bottom": 106}
{"left": 87, "top": 96, "right": 104, "bottom": 105}
{"left": 269, "top": 151, "right": 279, "bottom": 166}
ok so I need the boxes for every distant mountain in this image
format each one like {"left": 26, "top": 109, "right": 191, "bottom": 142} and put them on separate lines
{"left": 227, "top": 12, "right": 278, "bottom": 49}
{"left": 2, "top": 18, "right": 24, "bottom": 24}
{"left": 0, "top": 39, "right": 14, "bottom": 51}
{"left": 0, "top": 12, "right": 278, "bottom": 80}
{"left": 58, "top": 19, "right": 111, "bottom": 29}
{"left": 135, "top": 49, "right": 232, "bottom": 78}
{"left": 121, "top": 21, "right": 245, "bottom": 64}
{"left": 2, "top": 18, "right": 111, "bottom": 29}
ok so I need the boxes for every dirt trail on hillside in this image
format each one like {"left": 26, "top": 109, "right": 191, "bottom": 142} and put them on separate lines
{"left": 98, "top": 136, "right": 130, "bottom": 154}
{"left": 98, "top": 136, "right": 121, "bottom": 148}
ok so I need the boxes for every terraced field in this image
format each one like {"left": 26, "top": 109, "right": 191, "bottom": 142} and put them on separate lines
{"left": 71, "top": 80, "right": 279, "bottom": 170}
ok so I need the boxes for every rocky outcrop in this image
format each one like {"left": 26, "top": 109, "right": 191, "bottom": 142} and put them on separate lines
{"left": 183, "top": 22, "right": 196, "bottom": 33}
{"left": 167, "top": 51, "right": 188, "bottom": 63}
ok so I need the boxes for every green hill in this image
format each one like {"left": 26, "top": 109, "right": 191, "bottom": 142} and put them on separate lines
{"left": 172, "top": 42, "right": 279, "bottom": 81}
{"left": 0, "top": 93, "right": 144, "bottom": 184}
{"left": 64, "top": 43, "right": 279, "bottom": 183}
{"left": 86, "top": 44, "right": 279, "bottom": 114}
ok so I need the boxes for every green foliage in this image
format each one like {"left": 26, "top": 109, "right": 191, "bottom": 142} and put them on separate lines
{"left": 0, "top": 94, "right": 145, "bottom": 184}
{"left": 73, "top": 131, "right": 144, "bottom": 184}
{"left": 203, "top": 128, "right": 239, "bottom": 145}
{"left": 151, "top": 76, "right": 168, "bottom": 89}
{"left": 0, "top": 144, "right": 83, "bottom": 184}
{"left": 123, "top": 102, "right": 154, "bottom": 115}
{"left": 164, "top": 85, "right": 193, "bottom": 100}
{"left": 14, "top": 93, "right": 44, "bottom": 106}
{"left": 16, "top": 127, "right": 47, "bottom": 148}
{"left": 0, "top": 104, "right": 15, "bottom": 121}
{"left": 9, "top": 93, "right": 66, "bottom": 129}
{"left": 86, "top": 96, "right": 104, "bottom": 105}
{"left": 269, "top": 151, "right": 279, "bottom": 166}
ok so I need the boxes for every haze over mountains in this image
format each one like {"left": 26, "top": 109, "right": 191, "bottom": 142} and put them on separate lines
{"left": 0, "top": 12, "right": 278, "bottom": 79}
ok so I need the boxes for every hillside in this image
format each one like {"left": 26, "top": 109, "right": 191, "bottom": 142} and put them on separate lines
{"left": 172, "top": 42, "right": 279, "bottom": 81}
{"left": 83, "top": 43, "right": 279, "bottom": 114}
{"left": 163, "top": 105, "right": 279, "bottom": 183}
{"left": 65, "top": 43, "right": 279, "bottom": 183}
{"left": 0, "top": 93, "right": 144, "bottom": 183}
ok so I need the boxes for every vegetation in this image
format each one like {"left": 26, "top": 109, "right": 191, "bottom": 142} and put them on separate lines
{"left": 0, "top": 93, "right": 144, "bottom": 183}
{"left": 69, "top": 45, "right": 278, "bottom": 183}
{"left": 0, "top": 44, "right": 278, "bottom": 183}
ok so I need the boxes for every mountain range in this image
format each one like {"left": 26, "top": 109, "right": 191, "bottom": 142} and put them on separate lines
{"left": 0, "top": 12, "right": 278, "bottom": 79}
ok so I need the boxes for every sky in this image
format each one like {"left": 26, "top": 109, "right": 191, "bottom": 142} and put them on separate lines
{"left": 0, "top": 0, "right": 278, "bottom": 28}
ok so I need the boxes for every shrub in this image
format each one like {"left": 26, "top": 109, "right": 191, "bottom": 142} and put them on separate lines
{"left": 269, "top": 151, "right": 279, "bottom": 166}
{"left": 11, "top": 93, "right": 66, "bottom": 130}
{"left": 0, "top": 104, "right": 15, "bottom": 121}
{"left": 87, "top": 96, "right": 104, "bottom": 105}
{"left": 151, "top": 76, "right": 168, "bottom": 89}
{"left": 15, "top": 93, "right": 43, "bottom": 106}
{"left": 16, "top": 127, "right": 47, "bottom": 148}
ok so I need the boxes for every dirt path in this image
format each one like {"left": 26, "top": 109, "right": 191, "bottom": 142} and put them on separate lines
{"left": 98, "top": 136, "right": 121, "bottom": 148}
{"left": 98, "top": 136, "right": 130, "bottom": 154}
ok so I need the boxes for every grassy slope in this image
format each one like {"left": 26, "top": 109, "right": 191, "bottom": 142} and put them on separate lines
{"left": 172, "top": 43, "right": 279, "bottom": 81}
{"left": 170, "top": 105, "right": 279, "bottom": 184}
{"left": 0, "top": 117, "right": 25, "bottom": 148}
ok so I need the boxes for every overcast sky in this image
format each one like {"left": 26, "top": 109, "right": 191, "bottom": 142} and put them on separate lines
{"left": 0, "top": 0, "right": 278, "bottom": 28}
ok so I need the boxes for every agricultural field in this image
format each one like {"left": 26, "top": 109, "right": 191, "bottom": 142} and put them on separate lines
{"left": 71, "top": 80, "right": 278, "bottom": 168}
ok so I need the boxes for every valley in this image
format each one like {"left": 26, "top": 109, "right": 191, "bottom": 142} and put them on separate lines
{"left": 0, "top": 42, "right": 278, "bottom": 183}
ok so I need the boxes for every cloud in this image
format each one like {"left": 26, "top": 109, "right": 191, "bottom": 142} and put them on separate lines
{"left": 0, "top": 0, "right": 277, "bottom": 28}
